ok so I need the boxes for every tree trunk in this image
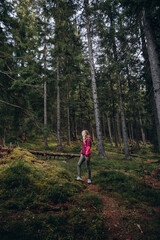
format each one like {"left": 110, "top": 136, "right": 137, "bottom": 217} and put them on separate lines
{"left": 141, "top": 20, "right": 160, "bottom": 150}
{"left": 102, "top": 114, "right": 106, "bottom": 138}
{"left": 107, "top": 114, "right": 113, "bottom": 145}
{"left": 109, "top": 11, "right": 130, "bottom": 159}
{"left": 116, "top": 112, "right": 122, "bottom": 146}
{"left": 44, "top": 80, "right": 48, "bottom": 147}
{"left": 131, "top": 124, "right": 134, "bottom": 142}
{"left": 153, "top": 98, "right": 160, "bottom": 150}
{"left": 57, "top": 58, "right": 62, "bottom": 149}
{"left": 143, "top": 9, "right": 160, "bottom": 151}
{"left": 67, "top": 106, "right": 71, "bottom": 145}
{"left": 128, "top": 123, "right": 132, "bottom": 144}
{"left": 84, "top": 0, "right": 107, "bottom": 158}
{"left": 113, "top": 117, "right": 118, "bottom": 148}
{"left": 117, "top": 78, "right": 130, "bottom": 158}
{"left": 91, "top": 125, "right": 95, "bottom": 142}
{"left": 67, "top": 88, "right": 71, "bottom": 145}
{"left": 139, "top": 111, "right": 146, "bottom": 145}
{"left": 128, "top": 123, "right": 134, "bottom": 145}
{"left": 79, "top": 84, "right": 83, "bottom": 132}
{"left": 134, "top": 120, "right": 140, "bottom": 149}
{"left": 118, "top": 75, "right": 130, "bottom": 159}
{"left": 73, "top": 110, "right": 78, "bottom": 140}
{"left": 44, "top": 36, "right": 48, "bottom": 148}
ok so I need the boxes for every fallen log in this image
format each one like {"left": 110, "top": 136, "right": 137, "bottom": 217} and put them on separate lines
{"left": 0, "top": 146, "right": 80, "bottom": 160}
{"left": 29, "top": 150, "right": 80, "bottom": 159}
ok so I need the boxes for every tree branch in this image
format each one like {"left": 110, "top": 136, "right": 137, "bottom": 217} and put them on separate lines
{"left": 0, "top": 99, "right": 41, "bottom": 129}
{"left": 0, "top": 99, "right": 23, "bottom": 109}
{"left": 0, "top": 70, "right": 43, "bottom": 89}
{"left": 0, "top": 70, "right": 16, "bottom": 81}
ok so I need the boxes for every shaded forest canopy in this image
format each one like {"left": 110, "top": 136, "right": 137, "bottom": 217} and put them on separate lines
{"left": 0, "top": 0, "right": 160, "bottom": 157}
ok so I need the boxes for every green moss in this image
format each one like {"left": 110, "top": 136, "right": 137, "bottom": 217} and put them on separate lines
{"left": 69, "top": 207, "right": 107, "bottom": 240}
{"left": 0, "top": 140, "right": 160, "bottom": 240}
{"left": 6, "top": 147, "right": 38, "bottom": 163}
{"left": 0, "top": 147, "right": 83, "bottom": 211}
{"left": 94, "top": 170, "right": 160, "bottom": 207}
{"left": 81, "top": 191, "right": 103, "bottom": 211}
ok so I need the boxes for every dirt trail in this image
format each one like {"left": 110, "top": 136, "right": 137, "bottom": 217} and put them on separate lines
{"left": 83, "top": 178, "right": 139, "bottom": 240}
{"left": 81, "top": 169, "right": 160, "bottom": 240}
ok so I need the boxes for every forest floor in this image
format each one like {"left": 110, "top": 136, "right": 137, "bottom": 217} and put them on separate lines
{"left": 82, "top": 176, "right": 160, "bottom": 240}
{"left": 0, "top": 139, "right": 160, "bottom": 240}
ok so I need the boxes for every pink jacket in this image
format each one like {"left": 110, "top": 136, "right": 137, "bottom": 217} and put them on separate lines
{"left": 81, "top": 137, "right": 91, "bottom": 157}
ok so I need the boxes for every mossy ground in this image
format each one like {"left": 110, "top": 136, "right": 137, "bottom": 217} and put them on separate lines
{"left": 0, "top": 138, "right": 160, "bottom": 239}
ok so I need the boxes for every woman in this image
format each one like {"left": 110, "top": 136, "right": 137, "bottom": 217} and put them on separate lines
{"left": 76, "top": 130, "right": 92, "bottom": 184}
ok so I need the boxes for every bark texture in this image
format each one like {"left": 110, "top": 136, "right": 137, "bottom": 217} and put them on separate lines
{"left": 44, "top": 37, "right": 48, "bottom": 147}
{"left": 143, "top": 9, "right": 160, "bottom": 151}
{"left": 139, "top": 111, "right": 146, "bottom": 145}
{"left": 67, "top": 89, "right": 71, "bottom": 146}
{"left": 107, "top": 114, "right": 113, "bottom": 145}
{"left": 57, "top": 58, "right": 62, "bottom": 148}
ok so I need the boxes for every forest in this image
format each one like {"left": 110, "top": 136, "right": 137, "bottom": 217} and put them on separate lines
{"left": 0, "top": 0, "right": 160, "bottom": 240}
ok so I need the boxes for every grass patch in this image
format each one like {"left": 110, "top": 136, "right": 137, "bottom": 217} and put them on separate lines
{"left": 0, "top": 146, "right": 108, "bottom": 240}
{"left": 0, "top": 212, "right": 71, "bottom": 240}
{"left": 1, "top": 139, "right": 160, "bottom": 240}
{"left": 0, "top": 208, "right": 108, "bottom": 240}
{"left": 0, "top": 148, "right": 83, "bottom": 211}
{"left": 93, "top": 170, "right": 160, "bottom": 207}
{"left": 69, "top": 206, "right": 107, "bottom": 240}
{"left": 80, "top": 191, "right": 103, "bottom": 211}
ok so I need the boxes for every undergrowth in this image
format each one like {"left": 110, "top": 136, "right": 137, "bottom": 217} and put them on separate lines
{"left": 93, "top": 170, "right": 160, "bottom": 207}
{"left": 1, "top": 139, "right": 160, "bottom": 240}
{"left": 0, "top": 147, "right": 107, "bottom": 240}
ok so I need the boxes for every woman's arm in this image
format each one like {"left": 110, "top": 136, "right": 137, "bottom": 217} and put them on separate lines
{"left": 85, "top": 138, "right": 91, "bottom": 157}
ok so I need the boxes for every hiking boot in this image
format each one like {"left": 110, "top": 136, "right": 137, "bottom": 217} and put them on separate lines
{"left": 87, "top": 179, "right": 91, "bottom": 184}
{"left": 75, "top": 176, "right": 82, "bottom": 181}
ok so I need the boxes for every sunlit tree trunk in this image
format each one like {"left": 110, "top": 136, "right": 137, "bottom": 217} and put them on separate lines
{"left": 107, "top": 114, "right": 113, "bottom": 145}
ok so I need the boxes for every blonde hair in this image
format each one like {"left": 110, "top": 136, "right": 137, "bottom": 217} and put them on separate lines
{"left": 82, "top": 130, "right": 90, "bottom": 141}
